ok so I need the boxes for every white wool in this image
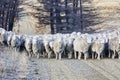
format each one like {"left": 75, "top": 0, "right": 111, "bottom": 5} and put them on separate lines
{"left": 87, "top": 36, "right": 93, "bottom": 43}
{"left": 25, "top": 37, "right": 32, "bottom": 44}
{"left": 96, "top": 38, "right": 104, "bottom": 43}
{"left": 49, "top": 41, "right": 54, "bottom": 49}
{"left": 68, "top": 38, "right": 73, "bottom": 44}
{"left": 71, "top": 32, "right": 77, "bottom": 38}
{"left": 7, "top": 35, "right": 12, "bottom": 41}
{"left": 43, "top": 39, "right": 49, "bottom": 46}
{"left": 32, "top": 38, "right": 38, "bottom": 44}
{"left": 77, "top": 32, "right": 81, "bottom": 36}
{"left": 0, "top": 28, "right": 5, "bottom": 31}
{"left": 71, "top": 32, "right": 77, "bottom": 35}
{"left": 1, "top": 29, "right": 6, "bottom": 35}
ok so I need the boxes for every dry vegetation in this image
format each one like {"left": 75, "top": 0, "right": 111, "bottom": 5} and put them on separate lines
{"left": 14, "top": 0, "right": 51, "bottom": 34}
{"left": 85, "top": 0, "right": 120, "bottom": 33}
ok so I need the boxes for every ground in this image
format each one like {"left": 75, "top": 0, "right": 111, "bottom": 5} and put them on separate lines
{"left": 0, "top": 47, "right": 120, "bottom": 80}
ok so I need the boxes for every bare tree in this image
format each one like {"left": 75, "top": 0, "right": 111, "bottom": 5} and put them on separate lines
{"left": 50, "top": 0, "right": 54, "bottom": 34}
{"left": 73, "top": 0, "right": 78, "bottom": 26}
{"left": 80, "top": 0, "right": 83, "bottom": 32}
{"left": 33, "top": 0, "right": 99, "bottom": 34}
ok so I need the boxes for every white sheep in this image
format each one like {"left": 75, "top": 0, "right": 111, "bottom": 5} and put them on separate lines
{"left": 108, "top": 37, "right": 119, "bottom": 59}
{"left": 11, "top": 35, "right": 22, "bottom": 52}
{"left": 73, "top": 36, "right": 91, "bottom": 60}
{"left": 0, "top": 29, "right": 8, "bottom": 45}
{"left": 32, "top": 37, "right": 44, "bottom": 58}
{"left": 53, "top": 37, "right": 65, "bottom": 60}
{"left": 43, "top": 39, "right": 53, "bottom": 59}
{"left": 24, "top": 37, "right": 33, "bottom": 57}
{"left": 0, "top": 28, "right": 5, "bottom": 35}
{"left": 91, "top": 38, "right": 105, "bottom": 60}
{"left": 64, "top": 37, "right": 74, "bottom": 59}
{"left": 6, "top": 31, "right": 15, "bottom": 48}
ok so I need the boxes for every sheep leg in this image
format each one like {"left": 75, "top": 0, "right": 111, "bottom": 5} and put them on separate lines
{"left": 37, "top": 53, "right": 40, "bottom": 59}
{"left": 55, "top": 53, "right": 58, "bottom": 60}
{"left": 92, "top": 52, "right": 94, "bottom": 59}
{"left": 48, "top": 53, "right": 51, "bottom": 59}
{"left": 8, "top": 46, "right": 11, "bottom": 49}
{"left": 28, "top": 52, "right": 31, "bottom": 58}
{"left": 28, "top": 53, "right": 31, "bottom": 58}
{"left": 97, "top": 53, "right": 100, "bottom": 60}
{"left": 31, "top": 52, "right": 34, "bottom": 58}
{"left": 59, "top": 53, "right": 62, "bottom": 60}
{"left": 43, "top": 52, "right": 46, "bottom": 58}
{"left": 95, "top": 53, "right": 97, "bottom": 59}
{"left": 15, "top": 48, "right": 17, "bottom": 52}
{"left": 74, "top": 51, "right": 77, "bottom": 59}
{"left": 63, "top": 50, "right": 66, "bottom": 57}
{"left": 101, "top": 52, "right": 104, "bottom": 59}
{"left": 112, "top": 51, "right": 115, "bottom": 59}
{"left": 118, "top": 51, "right": 120, "bottom": 59}
{"left": 68, "top": 52, "right": 72, "bottom": 59}
{"left": 31, "top": 51, "right": 37, "bottom": 57}
{"left": 84, "top": 53, "right": 87, "bottom": 60}
{"left": 31, "top": 52, "right": 34, "bottom": 57}
{"left": 78, "top": 52, "right": 81, "bottom": 60}
{"left": 108, "top": 50, "right": 111, "bottom": 58}
{"left": 32, "top": 52, "right": 35, "bottom": 57}
{"left": 29, "top": 52, "right": 31, "bottom": 58}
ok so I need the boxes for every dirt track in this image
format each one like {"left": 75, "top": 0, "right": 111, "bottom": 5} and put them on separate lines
{"left": 0, "top": 47, "right": 120, "bottom": 80}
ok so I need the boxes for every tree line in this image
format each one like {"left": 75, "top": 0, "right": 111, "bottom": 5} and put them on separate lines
{"left": 0, "top": 0, "right": 83, "bottom": 33}
{"left": 35, "top": 0, "right": 83, "bottom": 34}
{"left": 0, "top": 0, "right": 18, "bottom": 31}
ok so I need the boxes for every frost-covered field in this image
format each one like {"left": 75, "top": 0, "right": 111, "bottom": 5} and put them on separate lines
{"left": 0, "top": 46, "right": 120, "bottom": 80}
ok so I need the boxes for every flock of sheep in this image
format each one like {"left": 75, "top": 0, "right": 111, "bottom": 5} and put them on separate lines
{"left": 0, "top": 28, "right": 120, "bottom": 60}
